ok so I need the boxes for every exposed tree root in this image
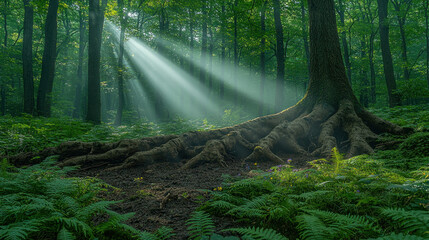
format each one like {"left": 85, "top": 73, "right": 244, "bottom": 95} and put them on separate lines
{"left": 6, "top": 100, "right": 411, "bottom": 171}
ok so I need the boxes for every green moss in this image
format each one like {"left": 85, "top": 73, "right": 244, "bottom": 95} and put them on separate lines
{"left": 399, "top": 132, "right": 429, "bottom": 158}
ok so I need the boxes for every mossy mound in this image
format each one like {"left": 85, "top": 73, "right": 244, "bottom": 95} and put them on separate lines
{"left": 399, "top": 132, "right": 429, "bottom": 158}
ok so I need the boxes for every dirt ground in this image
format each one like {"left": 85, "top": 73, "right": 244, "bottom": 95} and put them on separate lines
{"left": 70, "top": 155, "right": 310, "bottom": 239}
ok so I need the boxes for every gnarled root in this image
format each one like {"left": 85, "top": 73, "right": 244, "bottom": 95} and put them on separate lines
{"left": 6, "top": 99, "right": 411, "bottom": 170}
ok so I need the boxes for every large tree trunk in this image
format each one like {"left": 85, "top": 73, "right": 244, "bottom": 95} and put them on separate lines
{"left": 8, "top": 0, "right": 410, "bottom": 171}
{"left": 300, "top": 0, "right": 310, "bottom": 76}
{"left": 377, "top": 0, "right": 401, "bottom": 107}
{"left": 273, "top": 0, "right": 285, "bottom": 112}
{"left": 233, "top": 0, "right": 238, "bottom": 105}
{"left": 36, "top": 0, "right": 59, "bottom": 117}
{"left": 337, "top": 0, "right": 352, "bottom": 85}
{"left": 200, "top": 0, "right": 208, "bottom": 86}
{"left": 22, "top": 0, "right": 34, "bottom": 115}
{"left": 87, "top": 0, "right": 107, "bottom": 124}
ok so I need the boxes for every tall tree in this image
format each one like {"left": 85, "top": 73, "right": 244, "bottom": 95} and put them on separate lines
{"left": 87, "top": 0, "right": 107, "bottom": 124}
{"left": 219, "top": 1, "right": 226, "bottom": 99}
{"left": 258, "top": 0, "right": 268, "bottom": 116}
{"left": 36, "top": 0, "right": 59, "bottom": 117}
{"left": 22, "top": 0, "right": 34, "bottom": 115}
{"left": 200, "top": 0, "right": 208, "bottom": 85}
{"left": 425, "top": 0, "right": 429, "bottom": 88}
{"left": 377, "top": 0, "right": 401, "bottom": 107}
{"left": 73, "top": 5, "right": 87, "bottom": 119}
{"left": 391, "top": 0, "right": 412, "bottom": 81}
{"left": 233, "top": 0, "right": 238, "bottom": 105}
{"left": 114, "top": 0, "right": 129, "bottom": 125}
{"left": 273, "top": 0, "right": 285, "bottom": 112}
{"left": 1, "top": 0, "right": 8, "bottom": 115}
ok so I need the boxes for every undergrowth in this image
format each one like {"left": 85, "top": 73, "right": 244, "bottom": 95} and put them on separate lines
{"left": 200, "top": 148, "right": 428, "bottom": 240}
{"left": 0, "top": 156, "right": 169, "bottom": 240}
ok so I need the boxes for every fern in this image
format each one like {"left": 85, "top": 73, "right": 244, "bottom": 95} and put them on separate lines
{"left": 297, "top": 214, "right": 331, "bottom": 240}
{"left": 365, "top": 232, "right": 428, "bottom": 240}
{"left": 57, "top": 227, "right": 76, "bottom": 240}
{"left": 224, "top": 226, "right": 289, "bottom": 240}
{"left": 186, "top": 211, "right": 215, "bottom": 240}
{"left": 381, "top": 208, "right": 429, "bottom": 236}
{"left": 154, "top": 226, "right": 175, "bottom": 240}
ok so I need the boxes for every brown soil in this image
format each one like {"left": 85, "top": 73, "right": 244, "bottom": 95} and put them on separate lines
{"left": 70, "top": 155, "right": 310, "bottom": 240}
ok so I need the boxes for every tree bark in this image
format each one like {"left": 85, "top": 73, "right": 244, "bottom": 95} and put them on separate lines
{"left": 87, "top": 0, "right": 107, "bottom": 124}
{"left": 300, "top": 0, "right": 310, "bottom": 76}
{"left": 337, "top": 0, "right": 352, "bottom": 85}
{"left": 36, "top": 0, "right": 59, "bottom": 117}
{"left": 258, "top": 0, "right": 267, "bottom": 116}
{"left": 22, "top": 0, "right": 34, "bottom": 115}
{"left": 360, "top": 38, "right": 369, "bottom": 107}
{"left": 377, "top": 0, "right": 401, "bottom": 107}
{"left": 425, "top": 0, "right": 429, "bottom": 88}
{"left": 273, "top": 0, "right": 285, "bottom": 112}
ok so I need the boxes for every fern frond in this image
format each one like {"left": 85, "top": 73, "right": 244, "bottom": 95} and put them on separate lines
{"left": 186, "top": 211, "right": 215, "bottom": 240}
{"left": 75, "top": 200, "right": 116, "bottom": 221}
{"left": 154, "top": 226, "right": 175, "bottom": 240}
{"left": 208, "top": 200, "right": 237, "bottom": 213}
{"left": 224, "top": 226, "right": 288, "bottom": 240}
{"left": 57, "top": 227, "right": 76, "bottom": 240}
{"left": 364, "top": 232, "right": 428, "bottom": 240}
{"left": 381, "top": 208, "right": 429, "bottom": 236}
{"left": 95, "top": 209, "right": 136, "bottom": 235}
{"left": 289, "top": 190, "right": 332, "bottom": 202}
{"left": 226, "top": 206, "right": 266, "bottom": 220}
{"left": 0, "top": 220, "right": 40, "bottom": 240}
{"left": 52, "top": 217, "right": 93, "bottom": 238}
{"left": 296, "top": 214, "right": 330, "bottom": 240}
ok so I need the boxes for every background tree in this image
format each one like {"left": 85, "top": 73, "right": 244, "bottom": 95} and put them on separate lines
{"left": 36, "top": 0, "right": 59, "bottom": 117}
{"left": 87, "top": 0, "right": 107, "bottom": 124}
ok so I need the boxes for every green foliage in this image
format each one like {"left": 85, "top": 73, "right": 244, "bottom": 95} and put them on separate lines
{"left": 381, "top": 208, "right": 429, "bottom": 237}
{"left": 399, "top": 132, "right": 429, "bottom": 158}
{"left": 202, "top": 139, "right": 429, "bottom": 239}
{"left": 224, "top": 227, "right": 288, "bottom": 240}
{"left": 365, "top": 232, "right": 428, "bottom": 240}
{"left": 186, "top": 211, "right": 216, "bottom": 240}
{"left": 137, "top": 226, "right": 175, "bottom": 240}
{"left": 0, "top": 157, "right": 140, "bottom": 240}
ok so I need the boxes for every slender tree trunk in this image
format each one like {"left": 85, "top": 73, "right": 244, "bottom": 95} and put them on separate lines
{"left": 73, "top": 8, "right": 86, "bottom": 119}
{"left": 337, "top": 0, "right": 352, "bottom": 84}
{"left": 87, "top": 0, "right": 107, "bottom": 124}
{"left": 189, "top": 9, "right": 194, "bottom": 77}
{"left": 36, "top": 0, "right": 59, "bottom": 117}
{"left": 258, "top": 0, "right": 267, "bottom": 116}
{"left": 200, "top": 0, "right": 208, "bottom": 85}
{"left": 300, "top": 0, "right": 310, "bottom": 76}
{"left": 220, "top": 3, "right": 226, "bottom": 99}
{"left": 1, "top": 0, "right": 8, "bottom": 115}
{"left": 360, "top": 38, "right": 369, "bottom": 107}
{"left": 377, "top": 0, "right": 400, "bottom": 107}
{"left": 22, "top": 0, "right": 34, "bottom": 115}
{"left": 392, "top": 0, "right": 411, "bottom": 81}
{"left": 208, "top": 26, "right": 214, "bottom": 94}
{"left": 369, "top": 32, "right": 377, "bottom": 104}
{"left": 233, "top": 0, "right": 238, "bottom": 105}
{"left": 425, "top": 0, "right": 429, "bottom": 88}
{"left": 273, "top": 0, "right": 285, "bottom": 112}
{"left": 114, "top": 0, "right": 128, "bottom": 126}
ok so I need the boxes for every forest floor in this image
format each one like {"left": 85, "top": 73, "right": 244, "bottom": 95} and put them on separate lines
{"left": 70, "top": 155, "right": 310, "bottom": 239}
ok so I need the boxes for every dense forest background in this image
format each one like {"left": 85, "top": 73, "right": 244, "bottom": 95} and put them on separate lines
{"left": 0, "top": 0, "right": 428, "bottom": 124}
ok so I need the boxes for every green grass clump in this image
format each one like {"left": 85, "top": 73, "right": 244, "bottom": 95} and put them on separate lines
{"left": 0, "top": 156, "right": 141, "bottom": 240}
